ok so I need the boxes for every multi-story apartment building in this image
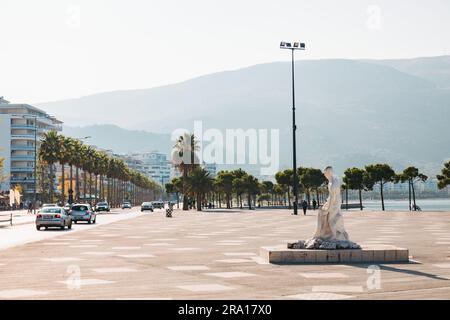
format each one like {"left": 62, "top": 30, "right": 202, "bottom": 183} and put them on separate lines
{"left": 124, "top": 151, "right": 172, "bottom": 186}
{"left": 0, "top": 99, "right": 63, "bottom": 201}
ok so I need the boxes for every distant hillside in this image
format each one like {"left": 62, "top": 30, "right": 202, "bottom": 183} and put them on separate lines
{"left": 366, "top": 55, "right": 450, "bottom": 89}
{"left": 38, "top": 57, "right": 450, "bottom": 176}
{"left": 63, "top": 125, "right": 171, "bottom": 154}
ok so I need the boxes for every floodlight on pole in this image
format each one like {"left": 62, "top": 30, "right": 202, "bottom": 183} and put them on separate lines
{"left": 279, "top": 41, "right": 306, "bottom": 216}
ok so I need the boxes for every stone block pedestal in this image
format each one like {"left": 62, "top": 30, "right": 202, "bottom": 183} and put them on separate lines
{"left": 260, "top": 245, "right": 409, "bottom": 264}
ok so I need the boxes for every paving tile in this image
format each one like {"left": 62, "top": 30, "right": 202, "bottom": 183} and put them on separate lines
{"left": 177, "top": 284, "right": 235, "bottom": 293}
{"left": 286, "top": 293, "right": 353, "bottom": 300}
{"left": 58, "top": 279, "right": 114, "bottom": 286}
{"left": 312, "top": 286, "right": 364, "bottom": 293}
{"left": 299, "top": 273, "right": 349, "bottom": 279}
{"left": 92, "top": 268, "right": 138, "bottom": 274}
{"left": 81, "top": 251, "right": 115, "bottom": 256}
{"left": 42, "top": 257, "right": 84, "bottom": 263}
{"left": 168, "top": 266, "right": 210, "bottom": 271}
{"left": 205, "top": 272, "right": 258, "bottom": 279}
{"left": 0, "top": 289, "right": 49, "bottom": 299}
{"left": 216, "top": 259, "right": 254, "bottom": 264}
{"left": 70, "top": 245, "right": 98, "bottom": 248}
{"left": 223, "top": 252, "right": 257, "bottom": 256}
{"left": 117, "top": 254, "right": 155, "bottom": 259}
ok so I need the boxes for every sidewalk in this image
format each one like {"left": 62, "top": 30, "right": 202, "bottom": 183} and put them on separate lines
{"left": 0, "top": 210, "right": 36, "bottom": 227}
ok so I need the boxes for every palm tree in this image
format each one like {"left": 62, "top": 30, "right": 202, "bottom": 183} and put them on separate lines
{"left": 171, "top": 177, "right": 183, "bottom": 209}
{"left": 185, "top": 167, "right": 213, "bottom": 211}
{"left": 39, "top": 131, "right": 61, "bottom": 203}
{"left": 58, "top": 135, "right": 73, "bottom": 204}
{"left": 71, "top": 140, "right": 84, "bottom": 202}
{"left": 172, "top": 133, "right": 200, "bottom": 210}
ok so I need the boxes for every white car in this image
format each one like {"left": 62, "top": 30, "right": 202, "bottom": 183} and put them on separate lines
{"left": 122, "top": 202, "right": 132, "bottom": 209}
{"left": 42, "top": 203, "right": 57, "bottom": 208}
{"left": 141, "top": 202, "right": 154, "bottom": 212}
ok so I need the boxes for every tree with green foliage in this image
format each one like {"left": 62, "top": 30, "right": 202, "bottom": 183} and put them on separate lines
{"left": 437, "top": 161, "right": 450, "bottom": 191}
{"left": 261, "top": 181, "right": 274, "bottom": 206}
{"left": 240, "top": 174, "right": 260, "bottom": 210}
{"left": 275, "top": 169, "right": 293, "bottom": 209}
{"left": 300, "top": 168, "right": 327, "bottom": 207}
{"left": 215, "top": 171, "right": 234, "bottom": 209}
{"left": 397, "top": 167, "right": 428, "bottom": 211}
{"left": 185, "top": 167, "right": 213, "bottom": 211}
{"left": 172, "top": 133, "right": 200, "bottom": 211}
{"left": 364, "top": 164, "right": 396, "bottom": 211}
{"left": 343, "top": 167, "right": 367, "bottom": 210}
{"left": 39, "top": 131, "right": 61, "bottom": 203}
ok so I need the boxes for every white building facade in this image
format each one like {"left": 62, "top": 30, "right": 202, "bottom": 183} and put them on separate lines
{"left": 124, "top": 151, "right": 172, "bottom": 186}
{"left": 0, "top": 100, "right": 63, "bottom": 201}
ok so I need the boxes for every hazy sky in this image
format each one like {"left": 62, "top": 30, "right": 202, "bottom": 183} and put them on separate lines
{"left": 1, "top": 0, "right": 449, "bottom": 103}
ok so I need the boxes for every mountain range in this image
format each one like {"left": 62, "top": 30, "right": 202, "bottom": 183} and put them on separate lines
{"left": 37, "top": 56, "right": 450, "bottom": 176}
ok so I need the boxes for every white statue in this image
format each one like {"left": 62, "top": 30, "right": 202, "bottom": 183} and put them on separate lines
{"left": 289, "top": 166, "right": 360, "bottom": 250}
{"left": 313, "top": 166, "right": 349, "bottom": 241}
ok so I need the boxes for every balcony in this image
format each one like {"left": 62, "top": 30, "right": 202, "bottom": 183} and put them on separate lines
{"left": 11, "top": 155, "right": 35, "bottom": 161}
{"left": 11, "top": 124, "right": 44, "bottom": 131}
{"left": 11, "top": 134, "right": 36, "bottom": 141}
{"left": 11, "top": 145, "right": 35, "bottom": 151}
{"left": 10, "top": 178, "right": 35, "bottom": 184}
{"left": 11, "top": 167, "right": 34, "bottom": 173}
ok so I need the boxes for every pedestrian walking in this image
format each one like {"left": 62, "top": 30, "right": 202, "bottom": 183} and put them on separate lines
{"left": 302, "top": 200, "right": 308, "bottom": 216}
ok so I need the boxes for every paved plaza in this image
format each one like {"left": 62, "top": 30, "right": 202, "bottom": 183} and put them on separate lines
{"left": 1, "top": 208, "right": 450, "bottom": 300}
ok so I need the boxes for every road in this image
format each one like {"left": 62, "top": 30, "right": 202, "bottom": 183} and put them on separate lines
{"left": 0, "top": 207, "right": 145, "bottom": 251}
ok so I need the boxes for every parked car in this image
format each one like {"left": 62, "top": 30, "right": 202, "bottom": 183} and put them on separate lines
{"left": 152, "top": 201, "right": 164, "bottom": 209}
{"left": 122, "top": 202, "right": 132, "bottom": 209}
{"left": 95, "top": 202, "right": 111, "bottom": 212}
{"left": 36, "top": 207, "right": 72, "bottom": 231}
{"left": 141, "top": 202, "right": 154, "bottom": 212}
{"left": 70, "top": 204, "right": 97, "bottom": 224}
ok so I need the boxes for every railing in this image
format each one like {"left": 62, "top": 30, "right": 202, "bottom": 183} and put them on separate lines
{"left": 0, "top": 213, "right": 13, "bottom": 227}
{"left": 10, "top": 167, "right": 34, "bottom": 173}
{"left": 11, "top": 156, "right": 35, "bottom": 161}
{"left": 11, "top": 134, "right": 35, "bottom": 140}
{"left": 11, "top": 145, "right": 34, "bottom": 151}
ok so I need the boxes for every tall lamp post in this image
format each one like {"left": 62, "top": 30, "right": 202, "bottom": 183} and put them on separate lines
{"left": 280, "top": 41, "right": 305, "bottom": 215}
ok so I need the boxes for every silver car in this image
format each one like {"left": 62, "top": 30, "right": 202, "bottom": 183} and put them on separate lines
{"left": 36, "top": 207, "right": 72, "bottom": 231}
{"left": 122, "top": 202, "right": 132, "bottom": 209}
{"left": 141, "top": 202, "right": 154, "bottom": 212}
{"left": 70, "top": 204, "right": 97, "bottom": 224}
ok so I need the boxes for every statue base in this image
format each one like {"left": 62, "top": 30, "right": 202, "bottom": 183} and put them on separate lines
{"left": 288, "top": 238, "right": 361, "bottom": 250}
{"left": 260, "top": 245, "right": 410, "bottom": 264}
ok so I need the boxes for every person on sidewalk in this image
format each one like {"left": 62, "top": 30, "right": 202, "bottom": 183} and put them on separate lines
{"left": 302, "top": 200, "right": 308, "bottom": 216}
{"left": 312, "top": 199, "right": 317, "bottom": 210}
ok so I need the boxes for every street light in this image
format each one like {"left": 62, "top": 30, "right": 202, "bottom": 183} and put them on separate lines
{"left": 280, "top": 41, "right": 306, "bottom": 215}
